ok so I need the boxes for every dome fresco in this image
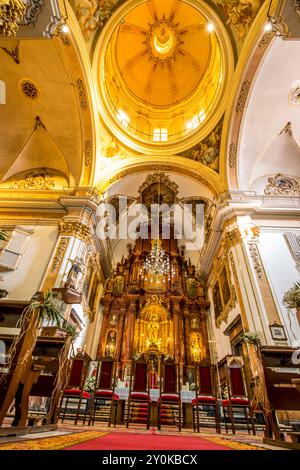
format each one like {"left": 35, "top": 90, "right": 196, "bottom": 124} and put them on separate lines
{"left": 95, "top": 0, "right": 232, "bottom": 153}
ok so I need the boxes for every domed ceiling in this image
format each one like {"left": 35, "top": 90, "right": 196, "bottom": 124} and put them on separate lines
{"left": 115, "top": 1, "right": 211, "bottom": 107}
{"left": 93, "top": 0, "right": 233, "bottom": 154}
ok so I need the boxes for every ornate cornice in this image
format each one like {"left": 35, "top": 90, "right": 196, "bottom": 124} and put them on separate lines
{"left": 59, "top": 221, "right": 92, "bottom": 244}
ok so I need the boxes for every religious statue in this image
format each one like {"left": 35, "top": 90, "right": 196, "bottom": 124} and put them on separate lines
{"left": 105, "top": 330, "right": 116, "bottom": 358}
{"left": 113, "top": 275, "right": 124, "bottom": 296}
{"left": 147, "top": 313, "right": 160, "bottom": 346}
{"left": 64, "top": 257, "right": 85, "bottom": 291}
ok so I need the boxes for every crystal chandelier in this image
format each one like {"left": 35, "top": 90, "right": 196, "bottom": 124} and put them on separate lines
{"left": 140, "top": 240, "right": 175, "bottom": 281}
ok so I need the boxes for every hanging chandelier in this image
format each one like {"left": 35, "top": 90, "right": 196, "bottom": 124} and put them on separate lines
{"left": 140, "top": 239, "right": 175, "bottom": 281}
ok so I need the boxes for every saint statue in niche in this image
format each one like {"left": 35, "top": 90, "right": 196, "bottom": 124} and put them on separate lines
{"left": 113, "top": 275, "right": 124, "bottom": 296}
{"left": 65, "top": 257, "right": 84, "bottom": 291}
{"left": 147, "top": 313, "right": 160, "bottom": 346}
{"left": 186, "top": 278, "right": 197, "bottom": 298}
{"left": 105, "top": 330, "right": 117, "bottom": 358}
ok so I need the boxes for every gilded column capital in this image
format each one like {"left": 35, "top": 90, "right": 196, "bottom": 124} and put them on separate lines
{"left": 58, "top": 221, "right": 93, "bottom": 244}
{"left": 223, "top": 226, "right": 243, "bottom": 252}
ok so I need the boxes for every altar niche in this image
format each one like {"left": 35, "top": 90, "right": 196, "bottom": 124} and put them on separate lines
{"left": 97, "top": 242, "right": 210, "bottom": 386}
{"left": 133, "top": 297, "right": 173, "bottom": 357}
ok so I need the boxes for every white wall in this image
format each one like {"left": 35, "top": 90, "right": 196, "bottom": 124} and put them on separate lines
{"left": 259, "top": 230, "right": 300, "bottom": 346}
{"left": 1, "top": 225, "right": 58, "bottom": 301}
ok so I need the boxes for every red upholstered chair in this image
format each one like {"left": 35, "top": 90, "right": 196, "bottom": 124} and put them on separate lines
{"left": 89, "top": 359, "right": 119, "bottom": 426}
{"left": 158, "top": 360, "right": 182, "bottom": 431}
{"left": 60, "top": 353, "right": 90, "bottom": 425}
{"left": 192, "top": 364, "right": 220, "bottom": 433}
{"left": 126, "top": 359, "right": 150, "bottom": 429}
{"left": 222, "top": 363, "right": 256, "bottom": 435}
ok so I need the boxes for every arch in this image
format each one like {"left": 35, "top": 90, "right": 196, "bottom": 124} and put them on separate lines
{"left": 220, "top": 0, "right": 277, "bottom": 189}
{"left": 95, "top": 155, "right": 226, "bottom": 196}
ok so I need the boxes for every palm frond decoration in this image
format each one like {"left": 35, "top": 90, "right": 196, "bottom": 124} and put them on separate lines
{"left": 283, "top": 281, "right": 300, "bottom": 309}
{"left": 0, "top": 230, "right": 7, "bottom": 241}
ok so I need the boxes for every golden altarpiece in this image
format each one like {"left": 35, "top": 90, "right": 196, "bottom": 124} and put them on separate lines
{"left": 98, "top": 176, "right": 210, "bottom": 388}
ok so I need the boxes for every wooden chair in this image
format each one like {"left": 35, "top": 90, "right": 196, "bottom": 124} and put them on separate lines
{"left": 192, "top": 363, "right": 220, "bottom": 433}
{"left": 158, "top": 359, "right": 182, "bottom": 431}
{"left": 222, "top": 361, "right": 256, "bottom": 435}
{"left": 126, "top": 359, "right": 150, "bottom": 429}
{"left": 60, "top": 353, "right": 90, "bottom": 425}
{"left": 89, "top": 359, "right": 119, "bottom": 427}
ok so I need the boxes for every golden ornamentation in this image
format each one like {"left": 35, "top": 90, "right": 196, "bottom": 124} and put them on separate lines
{"left": 10, "top": 168, "right": 55, "bottom": 190}
{"left": 51, "top": 237, "right": 70, "bottom": 273}
{"left": 180, "top": 120, "right": 223, "bottom": 173}
{"left": 190, "top": 331, "right": 204, "bottom": 363}
{"left": 147, "top": 20, "right": 179, "bottom": 62}
{"left": 20, "top": 79, "right": 39, "bottom": 100}
{"left": 258, "top": 32, "right": 274, "bottom": 49}
{"left": 84, "top": 140, "right": 93, "bottom": 166}
{"left": 248, "top": 242, "right": 263, "bottom": 280}
{"left": 76, "top": 78, "right": 88, "bottom": 111}
{"left": 1, "top": 44, "right": 20, "bottom": 63}
{"left": 217, "top": 0, "right": 263, "bottom": 41}
{"left": 134, "top": 296, "right": 173, "bottom": 355}
{"left": 59, "top": 221, "right": 92, "bottom": 244}
{"left": 212, "top": 254, "right": 237, "bottom": 328}
{"left": 59, "top": 33, "right": 71, "bottom": 47}
{"left": 264, "top": 174, "right": 300, "bottom": 196}
{"left": 0, "top": 0, "right": 26, "bottom": 37}
{"left": 229, "top": 143, "right": 237, "bottom": 168}
{"left": 224, "top": 226, "right": 243, "bottom": 251}
{"left": 34, "top": 115, "right": 46, "bottom": 130}
{"left": 236, "top": 80, "right": 251, "bottom": 112}
{"left": 138, "top": 173, "right": 179, "bottom": 199}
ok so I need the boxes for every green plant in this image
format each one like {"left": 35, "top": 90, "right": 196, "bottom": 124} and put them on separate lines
{"left": 283, "top": 281, "right": 300, "bottom": 309}
{"left": 33, "top": 290, "right": 65, "bottom": 326}
{"left": 61, "top": 321, "right": 79, "bottom": 341}
{"left": 240, "top": 331, "right": 261, "bottom": 347}
{"left": 0, "top": 230, "right": 7, "bottom": 241}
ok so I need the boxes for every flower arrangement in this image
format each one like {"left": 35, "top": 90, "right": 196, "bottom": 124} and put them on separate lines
{"left": 84, "top": 375, "right": 96, "bottom": 392}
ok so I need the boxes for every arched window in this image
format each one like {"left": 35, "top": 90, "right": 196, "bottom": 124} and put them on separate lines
{"left": 0, "top": 80, "right": 6, "bottom": 104}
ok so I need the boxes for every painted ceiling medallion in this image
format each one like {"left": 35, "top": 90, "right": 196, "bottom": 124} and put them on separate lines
{"left": 19, "top": 79, "right": 40, "bottom": 100}
{"left": 147, "top": 20, "right": 179, "bottom": 61}
{"left": 264, "top": 174, "right": 300, "bottom": 196}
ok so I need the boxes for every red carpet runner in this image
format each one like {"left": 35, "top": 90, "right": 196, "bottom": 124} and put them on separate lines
{"left": 64, "top": 432, "right": 230, "bottom": 450}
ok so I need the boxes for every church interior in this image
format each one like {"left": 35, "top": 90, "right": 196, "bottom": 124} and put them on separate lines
{"left": 0, "top": 0, "right": 300, "bottom": 452}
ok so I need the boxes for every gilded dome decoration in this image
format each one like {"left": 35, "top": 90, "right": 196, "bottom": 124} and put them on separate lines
{"left": 93, "top": 0, "right": 234, "bottom": 154}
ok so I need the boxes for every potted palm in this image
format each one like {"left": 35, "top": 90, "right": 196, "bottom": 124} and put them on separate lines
{"left": 0, "top": 230, "right": 7, "bottom": 241}
{"left": 283, "top": 281, "right": 300, "bottom": 326}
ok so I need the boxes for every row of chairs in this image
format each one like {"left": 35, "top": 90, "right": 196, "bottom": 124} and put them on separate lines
{"left": 59, "top": 356, "right": 256, "bottom": 434}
